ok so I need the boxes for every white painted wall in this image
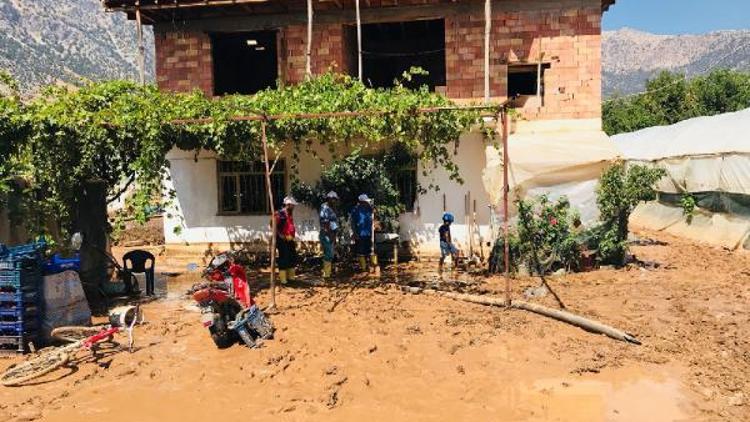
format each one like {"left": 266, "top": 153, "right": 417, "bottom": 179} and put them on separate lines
{"left": 163, "top": 132, "right": 496, "bottom": 254}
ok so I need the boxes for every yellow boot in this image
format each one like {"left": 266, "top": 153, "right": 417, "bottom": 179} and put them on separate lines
{"left": 322, "top": 261, "right": 332, "bottom": 279}
{"left": 358, "top": 256, "right": 367, "bottom": 272}
{"left": 370, "top": 254, "right": 380, "bottom": 275}
{"left": 278, "top": 269, "right": 287, "bottom": 285}
{"left": 287, "top": 268, "right": 296, "bottom": 282}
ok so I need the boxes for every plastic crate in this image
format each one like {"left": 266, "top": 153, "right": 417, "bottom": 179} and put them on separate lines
{"left": 0, "top": 336, "right": 26, "bottom": 353}
{"left": 0, "top": 290, "right": 39, "bottom": 306}
{"left": 0, "top": 269, "right": 41, "bottom": 290}
{"left": 0, "top": 320, "right": 39, "bottom": 335}
{"left": 0, "top": 305, "right": 38, "bottom": 319}
{"left": 45, "top": 253, "right": 81, "bottom": 275}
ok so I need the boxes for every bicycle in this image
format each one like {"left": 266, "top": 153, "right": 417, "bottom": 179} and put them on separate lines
{"left": 1, "top": 306, "right": 141, "bottom": 387}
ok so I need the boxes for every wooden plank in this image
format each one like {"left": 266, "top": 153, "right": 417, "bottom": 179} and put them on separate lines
{"left": 153, "top": 2, "right": 480, "bottom": 33}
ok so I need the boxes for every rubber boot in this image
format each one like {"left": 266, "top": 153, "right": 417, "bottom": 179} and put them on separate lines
{"left": 287, "top": 268, "right": 296, "bottom": 282}
{"left": 322, "top": 261, "right": 332, "bottom": 279}
{"left": 358, "top": 256, "right": 367, "bottom": 272}
{"left": 370, "top": 254, "right": 380, "bottom": 275}
{"left": 278, "top": 269, "right": 287, "bottom": 285}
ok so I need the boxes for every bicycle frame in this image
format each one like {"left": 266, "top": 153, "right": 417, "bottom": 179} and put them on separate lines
{"left": 82, "top": 326, "right": 120, "bottom": 350}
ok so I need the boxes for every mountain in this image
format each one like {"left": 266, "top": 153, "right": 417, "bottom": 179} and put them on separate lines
{"left": 0, "top": 0, "right": 153, "bottom": 94}
{"left": 603, "top": 28, "right": 750, "bottom": 97}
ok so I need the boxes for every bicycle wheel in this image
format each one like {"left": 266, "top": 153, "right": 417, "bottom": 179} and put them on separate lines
{"left": 51, "top": 326, "right": 108, "bottom": 343}
{"left": 1, "top": 350, "right": 70, "bottom": 387}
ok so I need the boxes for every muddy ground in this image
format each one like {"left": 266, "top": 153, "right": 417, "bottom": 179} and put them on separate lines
{"left": 1, "top": 230, "right": 748, "bottom": 421}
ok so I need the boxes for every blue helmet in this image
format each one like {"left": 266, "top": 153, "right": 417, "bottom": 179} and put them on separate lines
{"left": 442, "top": 212, "right": 454, "bottom": 223}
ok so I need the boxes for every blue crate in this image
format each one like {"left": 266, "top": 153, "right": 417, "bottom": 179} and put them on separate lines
{"left": 0, "top": 336, "right": 26, "bottom": 353}
{"left": 0, "top": 269, "right": 41, "bottom": 290}
{"left": 1, "top": 241, "right": 47, "bottom": 257}
{"left": 0, "top": 305, "right": 39, "bottom": 319}
{"left": 0, "top": 290, "right": 39, "bottom": 306}
{"left": 0, "top": 320, "right": 39, "bottom": 335}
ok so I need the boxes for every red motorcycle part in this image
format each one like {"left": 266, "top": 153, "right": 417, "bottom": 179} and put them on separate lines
{"left": 229, "top": 263, "right": 254, "bottom": 308}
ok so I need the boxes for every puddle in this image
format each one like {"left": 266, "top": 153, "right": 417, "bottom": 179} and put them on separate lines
{"left": 526, "top": 370, "right": 689, "bottom": 422}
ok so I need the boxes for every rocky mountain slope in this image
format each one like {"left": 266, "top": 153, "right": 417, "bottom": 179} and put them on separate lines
{"left": 603, "top": 28, "right": 750, "bottom": 97}
{"left": 0, "top": 0, "right": 153, "bottom": 93}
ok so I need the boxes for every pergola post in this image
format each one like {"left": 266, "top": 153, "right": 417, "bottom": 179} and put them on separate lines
{"left": 305, "top": 0, "right": 314, "bottom": 78}
{"left": 501, "top": 108, "right": 511, "bottom": 308}
{"left": 261, "top": 120, "right": 277, "bottom": 309}
{"left": 483, "top": 0, "right": 491, "bottom": 103}
{"left": 135, "top": 5, "right": 146, "bottom": 85}
{"left": 356, "top": 0, "right": 363, "bottom": 80}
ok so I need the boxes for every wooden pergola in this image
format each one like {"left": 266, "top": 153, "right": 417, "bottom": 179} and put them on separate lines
{"left": 172, "top": 103, "right": 512, "bottom": 309}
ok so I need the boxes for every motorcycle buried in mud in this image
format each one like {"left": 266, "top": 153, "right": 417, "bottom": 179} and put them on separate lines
{"left": 188, "top": 252, "right": 274, "bottom": 349}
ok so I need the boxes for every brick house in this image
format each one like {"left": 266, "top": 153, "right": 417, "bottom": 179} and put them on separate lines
{"left": 104, "top": 0, "right": 617, "bottom": 253}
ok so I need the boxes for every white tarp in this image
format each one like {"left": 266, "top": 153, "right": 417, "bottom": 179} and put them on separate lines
{"left": 613, "top": 108, "right": 750, "bottom": 160}
{"left": 483, "top": 128, "right": 619, "bottom": 223}
{"left": 614, "top": 108, "right": 750, "bottom": 249}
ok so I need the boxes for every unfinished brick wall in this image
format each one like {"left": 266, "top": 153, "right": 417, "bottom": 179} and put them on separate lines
{"left": 155, "top": 31, "right": 213, "bottom": 95}
{"left": 282, "top": 24, "right": 349, "bottom": 84}
{"left": 153, "top": 0, "right": 603, "bottom": 120}
{"left": 445, "top": 0, "right": 602, "bottom": 119}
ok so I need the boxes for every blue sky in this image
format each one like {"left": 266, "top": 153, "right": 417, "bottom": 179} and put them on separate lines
{"left": 603, "top": 0, "right": 750, "bottom": 34}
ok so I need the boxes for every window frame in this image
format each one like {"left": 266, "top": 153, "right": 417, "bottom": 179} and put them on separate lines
{"left": 216, "top": 159, "right": 287, "bottom": 216}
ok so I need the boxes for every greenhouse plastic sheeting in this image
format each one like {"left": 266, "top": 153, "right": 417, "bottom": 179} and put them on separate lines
{"left": 613, "top": 108, "right": 750, "bottom": 195}
{"left": 483, "top": 128, "right": 619, "bottom": 224}
{"left": 615, "top": 108, "right": 750, "bottom": 249}
{"left": 631, "top": 202, "right": 750, "bottom": 250}
{"left": 613, "top": 108, "right": 750, "bottom": 160}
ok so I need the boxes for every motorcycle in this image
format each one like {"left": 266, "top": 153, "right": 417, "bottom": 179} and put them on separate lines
{"left": 188, "top": 252, "right": 274, "bottom": 349}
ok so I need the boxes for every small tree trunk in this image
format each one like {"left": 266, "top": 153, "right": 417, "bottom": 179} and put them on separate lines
{"left": 75, "top": 181, "right": 108, "bottom": 314}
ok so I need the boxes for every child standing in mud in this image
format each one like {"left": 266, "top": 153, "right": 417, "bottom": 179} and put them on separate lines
{"left": 439, "top": 212, "right": 458, "bottom": 271}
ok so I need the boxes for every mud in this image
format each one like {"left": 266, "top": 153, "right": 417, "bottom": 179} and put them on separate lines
{"left": 1, "top": 230, "right": 748, "bottom": 421}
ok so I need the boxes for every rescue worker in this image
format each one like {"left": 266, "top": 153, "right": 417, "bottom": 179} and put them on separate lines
{"left": 319, "top": 191, "right": 339, "bottom": 279}
{"left": 350, "top": 194, "right": 376, "bottom": 272}
{"left": 275, "top": 196, "right": 298, "bottom": 284}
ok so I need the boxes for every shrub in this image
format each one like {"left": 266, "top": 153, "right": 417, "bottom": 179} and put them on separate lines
{"left": 291, "top": 152, "right": 403, "bottom": 232}
{"left": 491, "top": 195, "right": 582, "bottom": 275}
{"left": 591, "top": 161, "right": 666, "bottom": 265}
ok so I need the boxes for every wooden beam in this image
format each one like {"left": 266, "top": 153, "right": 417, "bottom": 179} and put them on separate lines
{"left": 483, "top": 0, "right": 490, "bottom": 103}
{"left": 305, "top": 0, "right": 313, "bottom": 77}
{"left": 135, "top": 7, "right": 146, "bottom": 85}
{"left": 355, "top": 0, "right": 362, "bottom": 79}
{"left": 105, "top": 0, "right": 271, "bottom": 12}
{"left": 153, "top": 2, "right": 481, "bottom": 33}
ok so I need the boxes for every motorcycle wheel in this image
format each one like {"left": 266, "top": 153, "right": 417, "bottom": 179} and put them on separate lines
{"left": 209, "top": 320, "right": 236, "bottom": 349}
{"left": 208, "top": 301, "right": 242, "bottom": 349}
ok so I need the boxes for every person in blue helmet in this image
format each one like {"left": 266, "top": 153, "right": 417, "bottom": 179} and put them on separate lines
{"left": 439, "top": 212, "right": 459, "bottom": 271}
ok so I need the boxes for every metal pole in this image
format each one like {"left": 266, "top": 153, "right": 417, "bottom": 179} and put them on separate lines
{"left": 305, "top": 0, "right": 313, "bottom": 78}
{"left": 261, "top": 121, "right": 277, "bottom": 309}
{"left": 501, "top": 109, "right": 510, "bottom": 307}
{"left": 355, "top": 0, "right": 363, "bottom": 80}
{"left": 483, "top": 0, "right": 491, "bottom": 103}
{"left": 135, "top": 7, "right": 146, "bottom": 85}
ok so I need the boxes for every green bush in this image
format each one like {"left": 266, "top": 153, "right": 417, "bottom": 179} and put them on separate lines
{"left": 590, "top": 161, "right": 666, "bottom": 265}
{"left": 291, "top": 152, "right": 403, "bottom": 232}
{"left": 491, "top": 195, "right": 582, "bottom": 275}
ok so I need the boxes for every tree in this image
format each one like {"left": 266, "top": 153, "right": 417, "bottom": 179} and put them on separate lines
{"left": 603, "top": 69, "right": 750, "bottom": 135}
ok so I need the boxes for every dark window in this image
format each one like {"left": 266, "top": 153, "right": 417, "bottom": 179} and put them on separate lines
{"left": 394, "top": 158, "right": 418, "bottom": 212}
{"left": 217, "top": 160, "right": 285, "bottom": 215}
{"left": 349, "top": 19, "right": 446, "bottom": 91}
{"left": 507, "top": 63, "right": 550, "bottom": 97}
{"left": 212, "top": 31, "right": 278, "bottom": 95}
